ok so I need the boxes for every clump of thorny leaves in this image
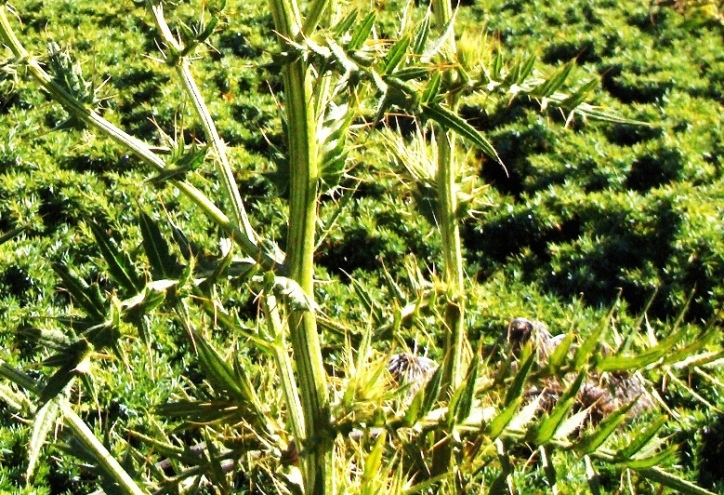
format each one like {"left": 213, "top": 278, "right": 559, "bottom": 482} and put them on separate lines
{"left": 0, "top": 1, "right": 721, "bottom": 494}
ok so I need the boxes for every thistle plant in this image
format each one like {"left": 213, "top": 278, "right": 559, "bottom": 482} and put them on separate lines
{"left": 0, "top": 0, "right": 721, "bottom": 494}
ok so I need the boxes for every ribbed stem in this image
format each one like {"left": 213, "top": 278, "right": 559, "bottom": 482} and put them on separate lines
{"left": 267, "top": 0, "right": 333, "bottom": 492}
{"left": 431, "top": 0, "right": 467, "bottom": 477}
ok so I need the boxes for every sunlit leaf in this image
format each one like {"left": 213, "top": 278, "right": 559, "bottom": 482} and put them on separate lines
{"left": 348, "top": 12, "right": 375, "bottom": 51}
{"left": 421, "top": 102, "right": 501, "bottom": 164}
{"left": 27, "top": 398, "right": 61, "bottom": 482}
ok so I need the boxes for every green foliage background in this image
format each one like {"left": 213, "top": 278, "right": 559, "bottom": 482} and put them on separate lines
{"left": 1, "top": 0, "right": 723, "bottom": 493}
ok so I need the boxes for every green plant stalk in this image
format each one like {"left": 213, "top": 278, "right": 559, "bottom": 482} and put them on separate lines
{"left": 430, "top": 0, "right": 465, "bottom": 396}
{"left": 61, "top": 400, "right": 148, "bottom": 495}
{"left": 429, "top": 0, "right": 465, "bottom": 395}
{"left": 431, "top": 0, "right": 466, "bottom": 476}
{"left": 150, "top": 4, "right": 257, "bottom": 246}
{"left": 262, "top": 292, "right": 306, "bottom": 444}
{"left": 0, "top": 7, "right": 280, "bottom": 271}
{"left": 267, "top": 0, "right": 333, "bottom": 492}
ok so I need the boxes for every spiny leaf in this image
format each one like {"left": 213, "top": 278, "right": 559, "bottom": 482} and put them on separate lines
{"left": 505, "top": 350, "right": 536, "bottom": 406}
{"left": 516, "top": 53, "right": 537, "bottom": 84}
{"left": 508, "top": 393, "right": 544, "bottom": 432}
{"left": 455, "top": 353, "right": 480, "bottom": 424}
{"left": 203, "top": 431, "right": 230, "bottom": 493}
{"left": 421, "top": 102, "right": 501, "bottom": 164}
{"left": 421, "top": 71, "right": 442, "bottom": 105}
{"left": 486, "top": 396, "right": 522, "bottom": 439}
{"left": 392, "top": 66, "right": 430, "bottom": 81}
{"left": 492, "top": 50, "right": 503, "bottom": 81}
{"left": 362, "top": 430, "right": 387, "bottom": 487}
{"left": 139, "top": 210, "right": 181, "bottom": 280}
{"left": 0, "top": 222, "right": 27, "bottom": 245}
{"left": 89, "top": 223, "right": 143, "bottom": 295}
{"left": 547, "top": 331, "right": 577, "bottom": 372}
{"left": 576, "top": 400, "right": 638, "bottom": 455}
{"left": 554, "top": 406, "right": 591, "bottom": 440}
{"left": 533, "top": 60, "right": 575, "bottom": 98}
{"left": 155, "top": 399, "right": 240, "bottom": 422}
{"left": 616, "top": 415, "right": 668, "bottom": 460}
{"left": 39, "top": 364, "right": 77, "bottom": 406}
{"left": 617, "top": 445, "right": 678, "bottom": 470}
{"left": 333, "top": 9, "right": 358, "bottom": 37}
{"left": 574, "top": 320, "right": 609, "bottom": 370}
{"left": 26, "top": 398, "right": 61, "bottom": 482}
{"left": 403, "top": 388, "right": 423, "bottom": 426}
{"left": 534, "top": 397, "right": 576, "bottom": 445}
{"left": 348, "top": 12, "right": 375, "bottom": 51}
{"left": 52, "top": 263, "right": 106, "bottom": 322}
{"left": 383, "top": 35, "right": 410, "bottom": 74}
{"left": 411, "top": 15, "right": 430, "bottom": 55}
{"left": 193, "top": 331, "right": 262, "bottom": 414}
{"left": 420, "top": 363, "right": 443, "bottom": 417}
{"left": 661, "top": 326, "right": 719, "bottom": 366}
{"left": 639, "top": 467, "right": 718, "bottom": 495}
{"left": 598, "top": 324, "right": 688, "bottom": 372}
{"left": 560, "top": 78, "right": 598, "bottom": 110}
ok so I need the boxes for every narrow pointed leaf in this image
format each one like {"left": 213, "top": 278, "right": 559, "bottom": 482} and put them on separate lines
{"left": 362, "top": 430, "right": 387, "bottom": 484}
{"left": 411, "top": 15, "right": 430, "bottom": 55}
{"left": 26, "top": 398, "right": 61, "bottom": 482}
{"left": 508, "top": 393, "right": 544, "bottom": 432}
{"left": 547, "top": 331, "right": 576, "bottom": 372}
{"left": 574, "top": 322, "right": 608, "bottom": 370}
{"left": 39, "top": 355, "right": 84, "bottom": 405}
{"left": 52, "top": 263, "right": 105, "bottom": 321}
{"left": 639, "top": 467, "right": 718, "bottom": 495}
{"left": 535, "top": 397, "right": 576, "bottom": 445}
{"left": 422, "top": 103, "right": 501, "bottom": 163}
{"left": 486, "top": 396, "right": 522, "bottom": 439}
{"left": 383, "top": 36, "right": 411, "bottom": 75}
{"left": 577, "top": 400, "right": 638, "bottom": 455}
{"left": 561, "top": 78, "right": 598, "bottom": 109}
{"left": 517, "top": 53, "right": 537, "bottom": 83}
{"left": 333, "top": 9, "right": 358, "bottom": 37}
{"left": 420, "top": 363, "right": 443, "bottom": 416}
{"left": 554, "top": 406, "right": 591, "bottom": 440}
{"left": 505, "top": 350, "right": 536, "bottom": 405}
{"left": 203, "top": 432, "right": 230, "bottom": 493}
{"left": 492, "top": 50, "right": 503, "bottom": 80}
{"left": 139, "top": 210, "right": 179, "bottom": 280}
{"left": 618, "top": 445, "right": 678, "bottom": 469}
{"left": 617, "top": 415, "right": 668, "bottom": 460}
{"left": 662, "top": 327, "right": 718, "bottom": 366}
{"left": 533, "top": 60, "right": 574, "bottom": 98}
{"left": 421, "top": 71, "right": 442, "bottom": 105}
{"left": 89, "top": 223, "right": 143, "bottom": 295}
{"left": 348, "top": 12, "right": 376, "bottom": 51}
{"left": 194, "top": 331, "right": 261, "bottom": 414}
{"left": 0, "top": 222, "right": 27, "bottom": 245}
{"left": 403, "top": 389, "right": 423, "bottom": 426}
{"left": 456, "top": 353, "right": 479, "bottom": 423}
{"left": 598, "top": 324, "right": 688, "bottom": 372}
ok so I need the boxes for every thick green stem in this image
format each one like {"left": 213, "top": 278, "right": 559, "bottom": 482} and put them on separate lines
{"left": 437, "top": 132, "right": 465, "bottom": 393}
{"left": 267, "top": 0, "right": 332, "bottom": 493}
{"left": 431, "top": 0, "right": 467, "bottom": 476}
{"left": 429, "top": 0, "right": 466, "bottom": 397}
